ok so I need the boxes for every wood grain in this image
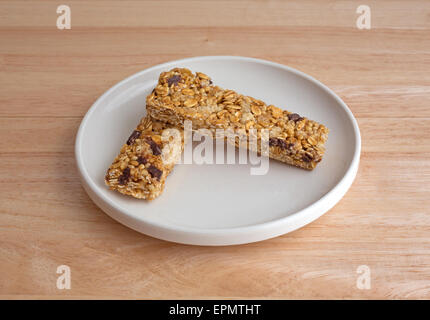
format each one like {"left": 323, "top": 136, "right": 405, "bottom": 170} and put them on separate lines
{"left": 0, "top": 0, "right": 429, "bottom": 299}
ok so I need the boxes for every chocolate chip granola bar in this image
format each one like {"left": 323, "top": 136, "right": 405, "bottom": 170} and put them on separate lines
{"left": 146, "top": 68, "right": 329, "bottom": 170}
{"left": 105, "top": 117, "right": 183, "bottom": 200}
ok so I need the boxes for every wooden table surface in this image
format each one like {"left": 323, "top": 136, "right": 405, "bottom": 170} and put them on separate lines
{"left": 1, "top": 0, "right": 430, "bottom": 299}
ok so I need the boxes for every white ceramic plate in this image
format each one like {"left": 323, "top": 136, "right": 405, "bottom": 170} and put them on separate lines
{"left": 75, "top": 56, "right": 361, "bottom": 246}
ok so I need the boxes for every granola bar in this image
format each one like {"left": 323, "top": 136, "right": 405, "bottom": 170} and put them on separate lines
{"left": 105, "top": 117, "right": 183, "bottom": 200}
{"left": 146, "top": 68, "right": 329, "bottom": 170}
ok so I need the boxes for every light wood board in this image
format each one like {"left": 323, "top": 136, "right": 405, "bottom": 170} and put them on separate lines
{"left": 1, "top": 0, "right": 429, "bottom": 299}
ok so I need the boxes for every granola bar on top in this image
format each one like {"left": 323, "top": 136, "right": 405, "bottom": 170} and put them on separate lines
{"left": 146, "top": 68, "right": 329, "bottom": 170}
{"left": 105, "top": 117, "right": 183, "bottom": 200}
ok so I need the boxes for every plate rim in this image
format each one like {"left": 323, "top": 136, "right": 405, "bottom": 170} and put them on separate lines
{"left": 75, "top": 55, "right": 361, "bottom": 245}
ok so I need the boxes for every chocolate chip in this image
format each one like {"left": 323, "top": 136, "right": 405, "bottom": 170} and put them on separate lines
{"left": 147, "top": 165, "right": 163, "bottom": 180}
{"left": 209, "top": 80, "right": 213, "bottom": 85}
{"left": 278, "top": 139, "right": 289, "bottom": 149}
{"left": 302, "top": 153, "right": 313, "bottom": 163}
{"left": 269, "top": 138, "right": 278, "bottom": 147}
{"left": 167, "top": 75, "right": 181, "bottom": 86}
{"left": 137, "top": 156, "right": 147, "bottom": 165}
{"left": 118, "top": 167, "right": 131, "bottom": 185}
{"left": 288, "top": 113, "right": 303, "bottom": 122}
{"left": 146, "top": 137, "right": 162, "bottom": 156}
{"left": 269, "top": 138, "right": 292, "bottom": 150}
{"left": 126, "top": 130, "right": 141, "bottom": 145}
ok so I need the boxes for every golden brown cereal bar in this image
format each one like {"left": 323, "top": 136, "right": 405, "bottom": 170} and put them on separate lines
{"left": 146, "top": 68, "right": 329, "bottom": 170}
{"left": 105, "top": 117, "right": 183, "bottom": 200}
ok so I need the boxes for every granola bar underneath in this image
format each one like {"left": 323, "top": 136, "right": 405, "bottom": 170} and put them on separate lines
{"left": 105, "top": 117, "right": 183, "bottom": 200}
